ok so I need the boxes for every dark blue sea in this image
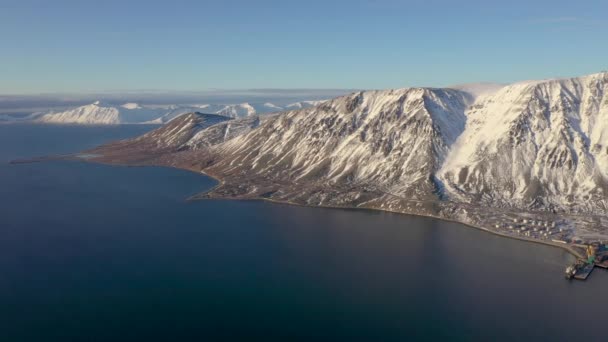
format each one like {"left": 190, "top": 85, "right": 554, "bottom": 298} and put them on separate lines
{"left": 0, "top": 124, "right": 606, "bottom": 341}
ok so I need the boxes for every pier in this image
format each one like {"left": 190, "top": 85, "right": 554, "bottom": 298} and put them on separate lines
{"left": 573, "top": 263, "right": 595, "bottom": 280}
{"left": 566, "top": 243, "right": 608, "bottom": 280}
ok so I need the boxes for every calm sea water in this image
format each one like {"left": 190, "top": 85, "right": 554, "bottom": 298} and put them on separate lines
{"left": 0, "top": 124, "right": 607, "bottom": 341}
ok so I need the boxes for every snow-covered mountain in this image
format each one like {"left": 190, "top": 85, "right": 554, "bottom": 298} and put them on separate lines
{"left": 285, "top": 100, "right": 327, "bottom": 110}
{"left": 197, "top": 102, "right": 317, "bottom": 118}
{"left": 35, "top": 101, "right": 176, "bottom": 125}
{"left": 30, "top": 100, "right": 314, "bottom": 125}
{"left": 126, "top": 112, "right": 231, "bottom": 149}
{"left": 206, "top": 89, "right": 468, "bottom": 202}
{"left": 440, "top": 72, "right": 608, "bottom": 212}
{"left": 90, "top": 71, "right": 608, "bottom": 218}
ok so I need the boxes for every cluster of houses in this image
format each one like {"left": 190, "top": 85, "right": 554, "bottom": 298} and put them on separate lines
{"left": 494, "top": 217, "right": 569, "bottom": 241}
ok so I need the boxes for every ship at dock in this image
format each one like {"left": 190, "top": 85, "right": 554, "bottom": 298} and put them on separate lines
{"left": 565, "top": 243, "right": 608, "bottom": 280}
{"left": 565, "top": 261, "right": 595, "bottom": 280}
{"left": 565, "top": 265, "right": 577, "bottom": 279}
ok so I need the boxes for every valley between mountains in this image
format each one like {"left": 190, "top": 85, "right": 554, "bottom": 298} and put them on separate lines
{"left": 87, "top": 72, "right": 608, "bottom": 248}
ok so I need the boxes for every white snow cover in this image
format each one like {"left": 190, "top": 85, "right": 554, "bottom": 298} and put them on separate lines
{"left": 35, "top": 101, "right": 197, "bottom": 125}
{"left": 215, "top": 103, "right": 257, "bottom": 118}
{"left": 134, "top": 112, "right": 231, "bottom": 148}
{"left": 285, "top": 100, "right": 328, "bottom": 109}
{"left": 263, "top": 102, "right": 284, "bottom": 110}
{"left": 439, "top": 72, "right": 608, "bottom": 210}
{"left": 209, "top": 88, "right": 469, "bottom": 199}
{"left": 120, "top": 103, "right": 142, "bottom": 109}
{"left": 32, "top": 101, "right": 306, "bottom": 125}
{"left": 140, "top": 71, "right": 608, "bottom": 213}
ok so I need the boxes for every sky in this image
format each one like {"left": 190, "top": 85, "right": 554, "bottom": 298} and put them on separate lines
{"left": 1, "top": 0, "right": 607, "bottom": 94}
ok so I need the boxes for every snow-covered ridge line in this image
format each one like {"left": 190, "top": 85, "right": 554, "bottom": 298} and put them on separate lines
{"left": 108, "top": 71, "right": 608, "bottom": 213}
{"left": 23, "top": 100, "right": 326, "bottom": 125}
{"left": 85, "top": 71, "right": 608, "bottom": 242}
{"left": 438, "top": 72, "right": 608, "bottom": 210}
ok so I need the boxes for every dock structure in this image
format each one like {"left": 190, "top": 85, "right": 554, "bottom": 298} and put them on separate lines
{"left": 566, "top": 243, "right": 608, "bottom": 280}
{"left": 596, "top": 260, "right": 608, "bottom": 269}
{"left": 574, "top": 263, "right": 595, "bottom": 280}
{"left": 594, "top": 245, "right": 608, "bottom": 269}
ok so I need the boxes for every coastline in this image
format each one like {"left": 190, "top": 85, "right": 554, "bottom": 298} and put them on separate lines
{"left": 195, "top": 180, "right": 586, "bottom": 261}
{"left": 193, "top": 166, "right": 587, "bottom": 261}
{"left": 9, "top": 153, "right": 587, "bottom": 262}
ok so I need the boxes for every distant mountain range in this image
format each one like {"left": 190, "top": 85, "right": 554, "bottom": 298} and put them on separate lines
{"left": 88, "top": 71, "right": 608, "bottom": 242}
{"left": 2, "top": 100, "right": 327, "bottom": 125}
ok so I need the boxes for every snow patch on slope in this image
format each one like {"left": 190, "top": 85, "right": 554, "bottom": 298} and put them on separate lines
{"left": 285, "top": 100, "right": 328, "bottom": 110}
{"left": 439, "top": 72, "right": 608, "bottom": 210}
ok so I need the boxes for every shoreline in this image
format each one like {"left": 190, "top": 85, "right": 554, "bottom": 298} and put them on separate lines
{"left": 9, "top": 154, "right": 587, "bottom": 262}
{"left": 195, "top": 185, "right": 586, "bottom": 261}
{"left": 192, "top": 167, "right": 586, "bottom": 261}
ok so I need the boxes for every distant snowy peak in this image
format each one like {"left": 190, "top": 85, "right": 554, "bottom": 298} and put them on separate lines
{"left": 120, "top": 102, "right": 142, "bottom": 109}
{"left": 285, "top": 100, "right": 328, "bottom": 110}
{"left": 32, "top": 100, "right": 297, "bottom": 125}
{"left": 215, "top": 103, "right": 257, "bottom": 118}
{"left": 36, "top": 101, "right": 167, "bottom": 125}
{"left": 35, "top": 101, "right": 214, "bottom": 125}
{"left": 263, "top": 102, "right": 283, "bottom": 110}
{"left": 178, "top": 102, "right": 302, "bottom": 118}
{"left": 38, "top": 101, "right": 124, "bottom": 125}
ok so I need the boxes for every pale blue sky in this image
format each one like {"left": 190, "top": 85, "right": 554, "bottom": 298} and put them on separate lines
{"left": 1, "top": 0, "right": 607, "bottom": 94}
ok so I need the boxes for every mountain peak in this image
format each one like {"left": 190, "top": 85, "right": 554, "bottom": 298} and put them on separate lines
{"left": 86, "top": 70, "right": 608, "bottom": 244}
{"left": 121, "top": 102, "right": 141, "bottom": 109}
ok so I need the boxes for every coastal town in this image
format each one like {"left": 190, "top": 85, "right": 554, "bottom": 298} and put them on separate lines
{"left": 464, "top": 209, "right": 608, "bottom": 280}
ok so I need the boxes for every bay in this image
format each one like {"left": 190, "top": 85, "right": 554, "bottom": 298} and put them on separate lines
{"left": 0, "top": 124, "right": 606, "bottom": 341}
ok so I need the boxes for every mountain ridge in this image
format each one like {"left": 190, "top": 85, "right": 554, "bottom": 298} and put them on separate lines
{"left": 87, "top": 71, "right": 608, "bottom": 242}
{"left": 24, "top": 100, "right": 326, "bottom": 125}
